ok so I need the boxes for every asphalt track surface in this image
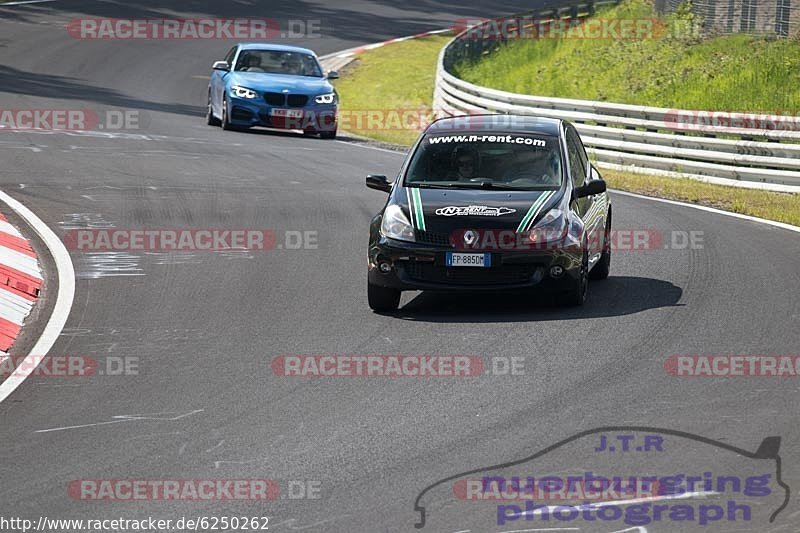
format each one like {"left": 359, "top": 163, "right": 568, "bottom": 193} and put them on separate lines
{"left": 0, "top": 1, "right": 799, "bottom": 532}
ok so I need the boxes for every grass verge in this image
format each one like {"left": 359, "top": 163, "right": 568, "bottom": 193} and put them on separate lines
{"left": 333, "top": 35, "right": 451, "bottom": 146}
{"left": 333, "top": 28, "right": 800, "bottom": 227}
{"left": 603, "top": 170, "right": 800, "bottom": 226}
{"left": 452, "top": 0, "right": 800, "bottom": 112}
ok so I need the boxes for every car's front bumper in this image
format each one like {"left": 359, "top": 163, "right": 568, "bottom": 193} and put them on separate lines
{"left": 368, "top": 235, "right": 583, "bottom": 292}
{"left": 227, "top": 96, "right": 337, "bottom": 131}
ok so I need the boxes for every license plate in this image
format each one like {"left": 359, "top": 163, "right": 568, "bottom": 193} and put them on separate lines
{"left": 446, "top": 252, "right": 491, "bottom": 267}
{"left": 271, "top": 108, "right": 303, "bottom": 118}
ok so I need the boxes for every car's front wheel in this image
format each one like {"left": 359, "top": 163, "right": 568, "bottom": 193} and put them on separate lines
{"left": 563, "top": 251, "right": 588, "bottom": 306}
{"left": 206, "top": 91, "right": 221, "bottom": 126}
{"left": 221, "top": 96, "right": 234, "bottom": 130}
{"left": 368, "top": 282, "right": 400, "bottom": 312}
{"left": 319, "top": 127, "right": 337, "bottom": 140}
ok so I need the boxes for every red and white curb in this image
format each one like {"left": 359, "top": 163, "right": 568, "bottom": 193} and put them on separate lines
{"left": 319, "top": 28, "right": 451, "bottom": 72}
{"left": 0, "top": 211, "right": 42, "bottom": 356}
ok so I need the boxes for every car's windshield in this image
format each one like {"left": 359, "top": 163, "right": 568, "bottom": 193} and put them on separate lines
{"left": 234, "top": 50, "right": 323, "bottom": 77}
{"left": 405, "top": 133, "right": 563, "bottom": 190}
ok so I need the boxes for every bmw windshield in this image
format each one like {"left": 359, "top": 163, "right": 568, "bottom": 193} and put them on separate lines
{"left": 405, "top": 133, "right": 563, "bottom": 190}
{"left": 234, "top": 50, "right": 323, "bottom": 77}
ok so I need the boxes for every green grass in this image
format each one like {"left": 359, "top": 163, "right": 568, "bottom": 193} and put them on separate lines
{"left": 453, "top": 0, "right": 800, "bottom": 112}
{"left": 333, "top": 35, "right": 451, "bottom": 145}
{"left": 603, "top": 169, "right": 800, "bottom": 226}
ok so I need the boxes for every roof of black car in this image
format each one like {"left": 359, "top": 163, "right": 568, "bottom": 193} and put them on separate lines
{"left": 426, "top": 115, "right": 563, "bottom": 136}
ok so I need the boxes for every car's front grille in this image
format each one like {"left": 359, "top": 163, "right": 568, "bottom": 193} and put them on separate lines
{"left": 401, "top": 262, "right": 540, "bottom": 286}
{"left": 264, "top": 92, "right": 285, "bottom": 106}
{"left": 415, "top": 230, "right": 452, "bottom": 247}
{"left": 287, "top": 94, "right": 309, "bottom": 107}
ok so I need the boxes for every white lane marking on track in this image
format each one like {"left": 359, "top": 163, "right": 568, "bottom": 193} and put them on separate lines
{"left": 611, "top": 190, "right": 800, "bottom": 233}
{"left": 0, "top": 190, "right": 75, "bottom": 405}
{"left": 0, "top": 0, "right": 57, "bottom": 5}
{"left": 35, "top": 409, "right": 204, "bottom": 433}
{"left": 335, "top": 140, "right": 402, "bottom": 155}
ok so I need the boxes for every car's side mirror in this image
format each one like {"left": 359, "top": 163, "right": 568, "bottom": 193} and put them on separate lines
{"left": 574, "top": 179, "right": 606, "bottom": 199}
{"left": 212, "top": 61, "right": 230, "bottom": 71}
{"left": 327, "top": 70, "right": 340, "bottom": 80}
{"left": 366, "top": 174, "right": 392, "bottom": 193}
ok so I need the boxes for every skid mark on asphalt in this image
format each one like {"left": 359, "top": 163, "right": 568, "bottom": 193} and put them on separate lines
{"left": 75, "top": 251, "right": 144, "bottom": 279}
{"left": 35, "top": 409, "right": 204, "bottom": 433}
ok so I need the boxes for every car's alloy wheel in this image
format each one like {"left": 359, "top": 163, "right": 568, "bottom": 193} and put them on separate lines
{"left": 206, "top": 91, "right": 221, "bottom": 126}
{"left": 221, "top": 97, "right": 234, "bottom": 130}
{"left": 565, "top": 251, "right": 588, "bottom": 306}
{"left": 368, "top": 282, "right": 400, "bottom": 312}
{"left": 589, "top": 217, "right": 611, "bottom": 280}
{"left": 319, "top": 127, "right": 337, "bottom": 140}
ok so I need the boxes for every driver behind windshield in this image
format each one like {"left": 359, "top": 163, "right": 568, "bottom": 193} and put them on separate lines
{"left": 448, "top": 146, "right": 480, "bottom": 180}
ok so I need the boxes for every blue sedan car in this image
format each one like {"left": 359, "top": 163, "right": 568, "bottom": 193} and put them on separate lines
{"left": 206, "top": 43, "right": 339, "bottom": 138}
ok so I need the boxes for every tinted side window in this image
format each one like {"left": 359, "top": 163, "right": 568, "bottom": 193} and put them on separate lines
{"left": 565, "top": 129, "right": 587, "bottom": 187}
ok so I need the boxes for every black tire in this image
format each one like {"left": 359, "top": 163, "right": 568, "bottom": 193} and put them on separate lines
{"left": 368, "top": 282, "right": 400, "bottom": 312}
{"left": 302, "top": 128, "right": 318, "bottom": 137}
{"left": 221, "top": 97, "right": 234, "bottom": 130}
{"left": 563, "top": 251, "right": 588, "bottom": 306}
{"left": 589, "top": 218, "right": 611, "bottom": 280}
{"left": 319, "top": 128, "right": 337, "bottom": 140}
{"left": 206, "top": 92, "right": 221, "bottom": 126}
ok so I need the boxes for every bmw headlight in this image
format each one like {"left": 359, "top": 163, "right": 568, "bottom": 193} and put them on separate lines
{"left": 528, "top": 209, "right": 568, "bottom": 244}
{"left": 231, "top": 86, "right": 257, "bottom": 99}
{"left": 315, "top": 92, "right": 337, "bottom": 104}
{"left": 381, "top": 204, "right": 415, "bottom": 242}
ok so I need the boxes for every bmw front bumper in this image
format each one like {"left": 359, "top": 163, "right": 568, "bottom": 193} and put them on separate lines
{"left": 227, "top": 96, "right": 337, "bottom": 131}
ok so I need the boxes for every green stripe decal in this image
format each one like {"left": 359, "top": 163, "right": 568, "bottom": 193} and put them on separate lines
{"left": 516, "top": 191, "right": 552, "bottom": 233}
{"left": 412, "top": 188, "right": 426, "bottom": 231}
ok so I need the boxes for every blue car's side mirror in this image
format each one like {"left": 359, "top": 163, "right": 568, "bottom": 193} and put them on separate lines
{"left": 212, "top": 61, "right": 230, "bottom": 71}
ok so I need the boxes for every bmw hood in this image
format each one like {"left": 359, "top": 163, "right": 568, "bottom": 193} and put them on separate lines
{"left": 393, "top": 187, "right": 562, "bottom": 235}
{"left": 229, "top": 72, "right": 333, "bottom": 94}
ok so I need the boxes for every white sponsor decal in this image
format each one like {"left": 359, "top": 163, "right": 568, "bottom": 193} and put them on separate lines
{"left": 435, "top": 205, "right": 516, "bottom": 217}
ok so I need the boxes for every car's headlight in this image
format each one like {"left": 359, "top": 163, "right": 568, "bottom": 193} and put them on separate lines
{"left": 528, "top": 209, "right": 568, "bottom": 244}
{"left": 380, "top": 204, "right": 415, "bottom": 242}
{"left": 231, "top": 86, "right": 257, "bottom": 99}
{"left": 315, "top": 92, "right": 337, "bottom": 104}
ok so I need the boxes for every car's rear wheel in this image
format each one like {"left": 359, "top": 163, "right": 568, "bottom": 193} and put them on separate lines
{"left": 319, "top": 127, "right": 337, "bottom": 140}
{"left": 368, "top": 282, "right": 400, "bottom": 312}
{"left": 589, "top": 216, "right": 611, "bottom": 280}
{"left": 563, "top": 251, "right": 588, "bottom": 306}
{"left": 206, "top": 91, "right": 221, "bottom": 126}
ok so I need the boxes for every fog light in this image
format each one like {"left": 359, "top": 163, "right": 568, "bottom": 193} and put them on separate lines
{"left": 550, "top": 265, "right": 565, "bottom": 278}
{"left": 379, "top": 261, "right": 392, "bottom": 273}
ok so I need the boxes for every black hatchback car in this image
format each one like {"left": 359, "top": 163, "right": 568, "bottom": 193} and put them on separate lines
{"left": 366, "top": 115, "right": 611, "bottom": 311}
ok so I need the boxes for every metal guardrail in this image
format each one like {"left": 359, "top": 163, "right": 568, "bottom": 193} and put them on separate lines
{"left": 433, "top": 3, "right": 800, "bottom": 192}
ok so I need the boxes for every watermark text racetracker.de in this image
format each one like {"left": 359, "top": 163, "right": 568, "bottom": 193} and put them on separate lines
{"left": 0, "top": 355, "right": 138, "bottom": 378}
{"left": 272, "top": 355, "right": 526, "bottom": 377}
{"left": 665, "top": 355, "right": 800, "bottom": 377}
{"left": 451, "top": 228, "right": 703, "bottom": 252}
{"left": 67, "top": 18, "right": 323, "bottom": 39}
{"left": 0, "top": 109, "right": 142, "bottom": 131}
{"left": 63, "top": 229, "right": 319, "bottom": 252}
